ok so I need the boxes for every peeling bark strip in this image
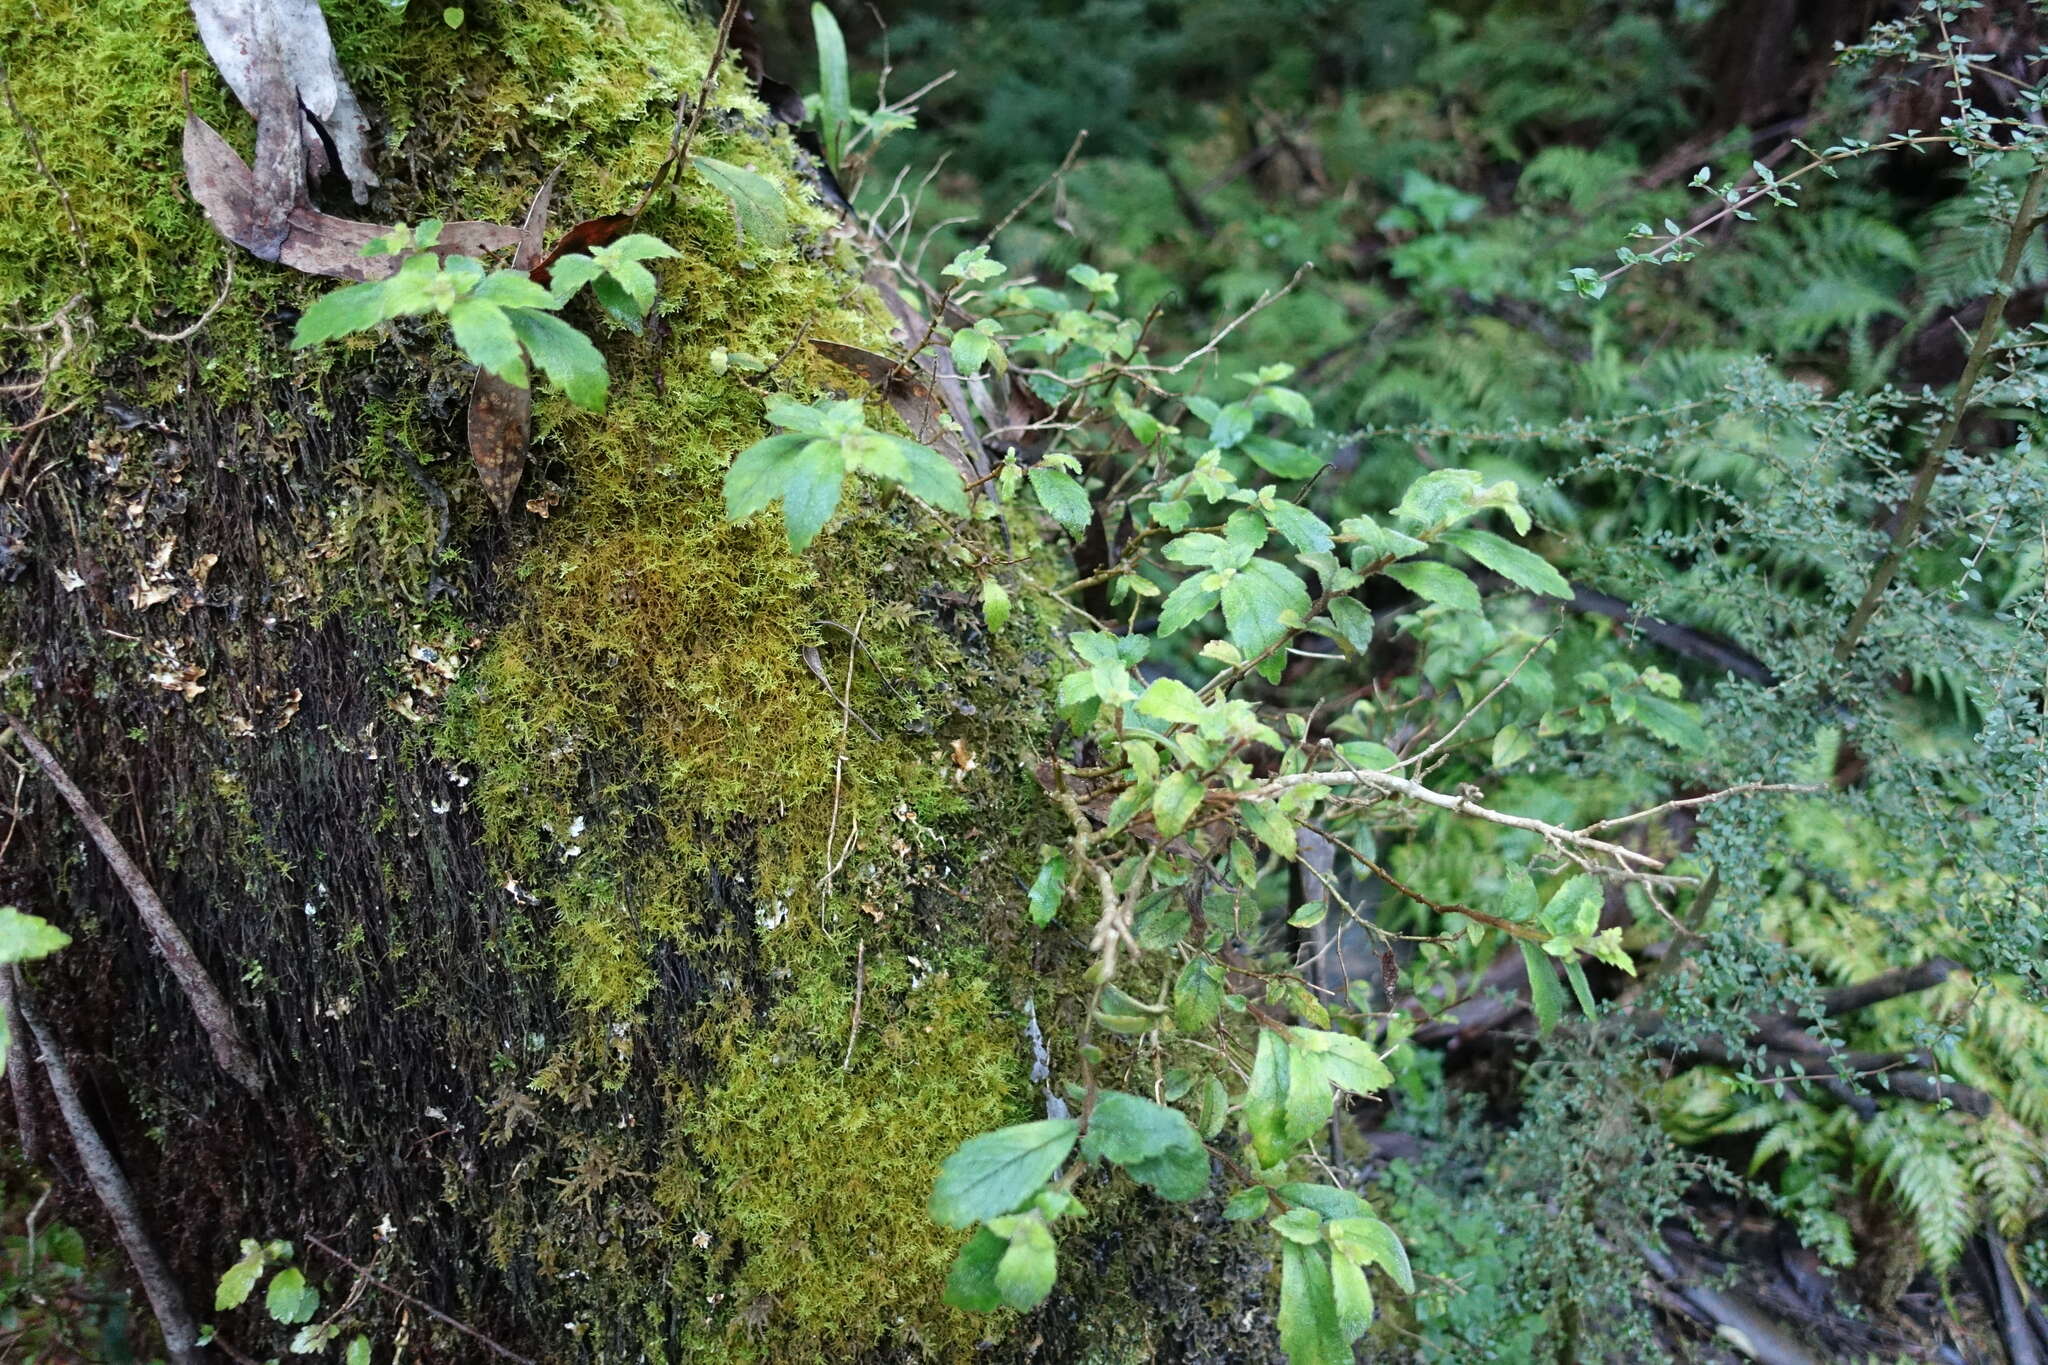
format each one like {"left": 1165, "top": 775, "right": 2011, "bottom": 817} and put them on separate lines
{"left": 188, "top": 0, "right": 379, "bottom": 203}
{"left": 3, "top": 716, "right": 263, "bottom": 1094}
{"left": 15, "top": 977, "right": 204, "bottom": 1365}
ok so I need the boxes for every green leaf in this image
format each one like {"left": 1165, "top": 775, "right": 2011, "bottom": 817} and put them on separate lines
{"left": 951, "top": 327, "right": 996, "bottom": 376}
{"left": 1133, "top": 895, "right": 1190, "bottom": 950}
{"left": 1221, "top": 558, "right": 1310, "bottom": 663}
{"left": 1340, "top": 513, "right": 1428, "bottom": 563}
{"left": 503, "top": 307, "right": 608, "bottom": 410}
{"left": 1174, "top": 959, "right": 1224, "bottom": 1033}
{"left": 1563, "top": 959, "right": 1598, "bottom": 1019}
{"left": 1287, "top": 900, "right": 1327, "bottom": 929}
{"left": 725, "top": 434, "right": 814, "bottom": 519}
{"left": 1539, "top": 874, "right": 1603, "bottom": 941}
{"left": 1330, "top": 1249, "right": 1376, "bottom": 1341}
{"left": 346, "top": 1338, "right": 372, "bottom": 1365}
{"left": 1328, "top": 1216, "right": 1415, "bottom": 1294}
{"left": 447, "top": 298, "right": 527, "bottom": 386}
{"left": 1095, "top": 983, "right": 1163, "bottom": 1035}
{"left": 291, "top": 280, "right": 390, "bottom": 348}
{"left": 1157, "top": 577, "right": 1222, "bottom": 636}
{"left": 980, "top": 577, "right": 1012, "bottom": 632}
{"left": 1634, "top": 694, "right": 1706, "bottom": 751}
{"left": 1277, "top": 1242, "right": 1351, "bottom": 1365}
{"left": 1242, "top": 435, "right": 1324, "bottom": 478}
{"left": 1290, "top": 1029, "right": 1393, "bottom": 1096}
{"left": 1027, "top": 853, "right": 1067, "bottom": 927}
{"left": 1206, "top": 402, "right": 1254, "bottom": 449}
{"left": 265, "top": 1266, "right": 319, "bottom": 1325}
{"left": 1239, "top": 799, "right": 1298, "bottom": 862}
{"left": 878, "top": 436, "right": 968, "bottom": 514}
{"left": 1263, "top": 501, "right": 1334, "bottom": 554}
{"left": 1279, "top": 1183, "right": 1372, "bottom": 1221}
{"left": 1224, "top": 1185, "right": 1271, "bottom": 1221}
{"left": 992, "top": 1214, "right": 1058, "bottom": 1310}
{"left": 215, "top": 1249, "right": 266, "bottom": 1311}
{"left": 291, "top": 1322, "right": 340, "bottom": 1354}
{"left": 941, "top": 1227, "right": 1008, "bottom": 1311}
{"left": 1325, "top": 596, "right": 1374, "bottom": 652}
{"left": 1273, "top": 1207, "right": 1325, "bottom": 1244}
{"left": 691, "top": 156, "right": 790, "bottom": 248}
{"left": 1382, "top": 561, "right": 1480, "bottom": 614}
{"left": 1519, "top": 940, "right": 1565, "bottom": 1036}
{"left": 777, "top": 441, "right": 849, "bottom": 550}
{"left": 1082, "top": 1090, "right": 1201, "bottom": 1166}
{"left": 471, "top": 270, "right": 555, "bottom": 309}
{"left": 1491, "top": 723, "right": 1532, "bottom": 768}
{"left": 1439, "top": 528, "right": 1571, "bottom": 599}
{"left": 1028, "top": 466, "right": 1092, "bottom": 533}
{"left": 811, "top": 1, "right": 851, "bottom": 167}
{"left": 1391, "top": 468, "right": 1531, "bottom": 534}
{"left": 929, "top": 1119, "right": 1080, "bottom": 1228}
{"left": 0, "top": 907, "right": 70, "bottom": 964}
{"left": 1152, "top": 770, "right": 1205, "bottom": 838}
{"left": 542, "top": 253, "right": 605, "bottom": 306}
{"left": 1244, "top": 1030, "right": 1292, "bottom": 1167}
{"left": 1136, "top": 677, "right": 1208, "bottom": 726}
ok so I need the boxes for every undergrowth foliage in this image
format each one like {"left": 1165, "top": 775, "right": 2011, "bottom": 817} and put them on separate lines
{"left": 174, "top": 0, "right": 2048, "bottom": 1357}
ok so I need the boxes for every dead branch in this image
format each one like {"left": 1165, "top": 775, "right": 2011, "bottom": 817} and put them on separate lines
{"left": 14, "top": 975, "right": 203, "bottom": 1364}
{"left": 2, "top": 715, "right": 263, "bottom": 1093}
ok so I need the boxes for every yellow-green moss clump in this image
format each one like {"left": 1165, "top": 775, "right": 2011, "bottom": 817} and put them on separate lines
{"left": 6, "top": 0, "right": 1053, "bottom": 1358}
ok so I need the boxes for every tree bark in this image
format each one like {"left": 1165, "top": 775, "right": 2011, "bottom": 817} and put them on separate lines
{"left": 0, "top": 2, "right": 1272, "bottom": 1361}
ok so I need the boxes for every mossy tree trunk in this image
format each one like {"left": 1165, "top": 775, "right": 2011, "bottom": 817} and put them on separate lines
{"left": 0, "top": 3, "right": 1273, "bottom": 1361}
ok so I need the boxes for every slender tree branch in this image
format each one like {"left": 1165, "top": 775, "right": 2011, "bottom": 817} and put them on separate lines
{"left": 305, "top": 1235, "right": 535, "bottom": 1365}
{"left": 2, "top": 716, "right": 262, "bottom": 1093}
{"left": 1835, "top": 160, "right": 2048, "bottom": 661}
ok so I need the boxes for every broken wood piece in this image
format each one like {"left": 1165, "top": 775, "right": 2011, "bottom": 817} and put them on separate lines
{"left": 2, "top": 715, "right": 263, "bottom": 1094}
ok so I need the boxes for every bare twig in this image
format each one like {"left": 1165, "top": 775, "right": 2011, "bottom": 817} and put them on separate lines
{"left": 841, "top": 938, "right": 866, "bottom": 1070}
{"left": 2, "top": 715, "right": 263, "bottom": 1093}
{"left": 0, "top": 964, "right": 40, "bottom": 1162}
{"left": 129, "top": 256, "right": 234, "bottom": 344}
{"left": 1575, "top": 783, "right": 1822, "bottom": 837}
{"left": 305, "top": 1235, "right": 535, "bottom": 1365}
{"left": 15, "top": 976, "right": 203, "bottom": 1364}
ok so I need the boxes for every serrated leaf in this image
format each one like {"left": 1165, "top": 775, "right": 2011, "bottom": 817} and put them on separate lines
{"left": 1325, "top": 596, "right": 1374, "bottom": 652}
{"left": 0, "top": 907, "right": 70, "bottom": 964}
{"left": 1439, "top": 528, "right": 1570, "bottom": 600}
{"left": 1273, "top": 1207, "right": 1325, "bottom": 1244}
{"left": 1382, "top": 561, "right": 1480, "bottom": 613}
{"left": 1563, "top": 959, "right": 1598, "bottom": 1019}
{"left": 1328, "top": 1215, "right": 1414, "bottom": 1294}
{"left": 952, "top": 327, "right": 995, "bottom": 376}
{"left": 1239, "top": 800, "right": 1298, "bottom": 861}
{"left": 291, "top": 279, "right": 389, "bottom": 347}
{"left": 265, "top": 1266, "right": 319, "bottom": 1325}
{"left": 1520, "top": 940, "right": 1564, "bottom": 1036}
{"left": 1263, "top": 501, "right": 1334, "bottom": 554}
{"left": 942, "top": 1227, "right": 1008, "bottom": 1311}
{"left": 503, "top": 307, "right": 608, "bottom": 410}
{"left": 1174, "top": 959, "right": 1224, "bottom": 1033}
{"left": 1278, "top": 1242, "right": 1351, "bottom": 1365}
{"left": 1152, "top": 770, "right": 1205, "bottom": 838}
{"left": 993, "top": 1214, "right": 1058, "bottom": 1310}
{"left": 929, "top": 1119, "right": 1080, "bottom": 1227}
{"left": 1288, "top": 900, "right": 1327, "bottom": 929}
{"left": 215, "top": 1251, "right": 265, "bottom": 1311}
{"left": 1095, "top": 983, "right": 1163, "bottom": 1035}
{"left": 447, "top": 298, "right": 526, "bottom": 386}
{"left": 346, "top": 1338, "right": 372, "bottom": 1365}
{"left": 982, "top": 578, "right": 1012, "bottom": 632}
{"left": 1221, "top": 558, "right": 1310, "bottom": 663}
{"left": 1136, "top": 677, "right": 1208, "bottom": 726}
{"left": 691, "top": 155, "right": 789, "bottom": 248}
{"left": 1491, "top": 723, "right": 1532, "bottom": 768}
{"left": 1028, "top": 466, "right": 1093, "bottom": 533}
{"left": 1224, "top": 1185, "right": 1271, "bottom": 1220}
{"left": 1027, "top": 854, "right": 1067, "bottom": 927}
{"left": 1290, "top": 1028, "right": 1392, "bottom": 1096}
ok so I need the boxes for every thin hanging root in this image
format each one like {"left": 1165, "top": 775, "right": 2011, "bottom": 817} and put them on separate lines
{"left": 14, "top": 974, "right": 204, "bottom": 1365}
{"left": 2, "top": 716, "right": 263, "bottom": 1092}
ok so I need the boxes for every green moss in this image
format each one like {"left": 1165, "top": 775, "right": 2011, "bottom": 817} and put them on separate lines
{"left": 669, "top": 961, "right": 1025, "bottom": 1358}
